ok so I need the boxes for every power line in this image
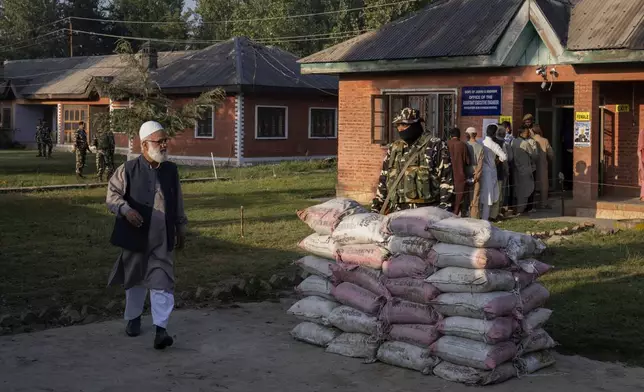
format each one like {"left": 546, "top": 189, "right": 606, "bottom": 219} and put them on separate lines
{"left": 0, "top": 18, "right": 68, "bottom": 41}
{"left": 69, "top": 0, "right": 418, "bottom": 25}
{"left": 0, "top": 29, "right": 66, "bottom": 51}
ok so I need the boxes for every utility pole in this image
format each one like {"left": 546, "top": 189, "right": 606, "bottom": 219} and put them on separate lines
{"left": 68, "top": 18, "right": 73, "bottom": 57}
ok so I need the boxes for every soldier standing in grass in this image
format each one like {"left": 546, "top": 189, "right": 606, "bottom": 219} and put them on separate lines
{"left": 106, "top": 120, "right": 187, "bottom": 350}
{"left": 73, "top": 121, "right": 90, "bottom": 178}
{"left": 35, "top": 120, "right": 44, "bottom": 157}
{"left": 371, "top": 107, "right": 454, "bottom": 214}
{"left": 41, "top": 121, "right": 53, "bottom": 159}
{"left": 93, "top": 127, "right": 116, "bottom": 181}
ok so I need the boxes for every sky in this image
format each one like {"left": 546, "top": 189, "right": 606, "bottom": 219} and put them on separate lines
{"left": 184, "top": 0, "right": 196, "bottom": 11}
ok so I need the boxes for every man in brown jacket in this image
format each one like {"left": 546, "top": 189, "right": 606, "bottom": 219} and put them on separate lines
{"left": 447, "top": 127, "right": 470, "bottom": 216}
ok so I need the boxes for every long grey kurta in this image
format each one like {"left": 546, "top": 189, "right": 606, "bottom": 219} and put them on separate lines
{"left": 510, "top": 137, "right": 538, "bottom": 202}
{"left": 106, "top": 162, "right": 187, "bottom": 292}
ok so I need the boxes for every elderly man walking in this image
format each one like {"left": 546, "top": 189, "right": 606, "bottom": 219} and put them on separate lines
{"left": 106, "top": 121, "right": 187, "bottom": 350}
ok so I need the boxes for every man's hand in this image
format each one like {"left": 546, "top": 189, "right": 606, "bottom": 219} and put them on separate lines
{"left": 176, "top": 233, "right": 186, "bottom": 250}
{"left": 125, "top": 209, "right": 144, "bottom": 228}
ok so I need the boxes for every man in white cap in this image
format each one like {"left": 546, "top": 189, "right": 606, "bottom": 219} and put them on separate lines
{"left": 106, "top": 121, "right": 187, "bottom": 350}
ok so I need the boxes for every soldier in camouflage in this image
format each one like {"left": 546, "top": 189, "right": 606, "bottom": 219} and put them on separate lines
{"left": 41, "top": 121, "right": 53, "bottom": 158}
{"left": 35, "top": 120, "right": 44, "bottom": 157}
{"left": 92, "top": 127, "right": 116, "bottom": 182}
{"left": 371, "top": 108, "right": 454, "bottom": 214}
{"left": 73, "top": 121, "right": 90, "bottom": 178}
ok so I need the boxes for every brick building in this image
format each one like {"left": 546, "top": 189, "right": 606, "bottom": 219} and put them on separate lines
{"left": 300, "top": 0, "right": 644, "bottom": 218}
{"left": 0, "top": 37, "right": 338, "bottom": 165}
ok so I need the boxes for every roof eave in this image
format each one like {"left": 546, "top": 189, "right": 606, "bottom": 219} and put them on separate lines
{"left": 559, "top": 49, "right": 644, "bottom": 64}
{"left": 300, "top": 55, "right": 498, "bottom": 74}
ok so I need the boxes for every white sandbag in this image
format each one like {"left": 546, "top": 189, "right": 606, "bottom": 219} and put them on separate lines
{"left": 327, "top": 306, "right": 380, "bottom": 335}
{"left": 376, "top": 341, "right": 438, "bottom": 375}
{"left": 428, "top": 243, "right": 511, "bottom": 269}
{"left": 521, "top": 308, "right": 553, "bottom": 335}
{"left": 504, "top": 232, "right": 547, "bottom": 262}
{"left": 382, "top": 207, "right": 455, "bottom": 238}
{"left": 294, "top": 255, "right": 336, "bottom": 279}
{"left": 518, "top": 329, "right": 557, "bottom": 355}
{"left": 291, "top": 322, "right": 340, "bottom": 347}
{"left": 438, "top": 316, "right": 518, "bottom": 344}
{"left": 426, "top": 267, "right": 517, "bottom": 293}
{"left": 296, "top": 275, "right": 335, "bottom": 300}
{"left": 516, "top": 350, "right": 556, "bottom": 374}
{"left": 431, "top": 292, "right": 519, "bottom": 320}
{"left": 432, "top": 361, "right": 517, "bottom": 385}
{"left": 385, "top": 236, "right": 435, "bottom": 258}
{"left": 331, "top": 213, "right": 389, "bottom": 245}
{"left": 298, "top": 234, "right": 337, "bottom": 259}
{"left": 520, "top": 283, "right": 550, "bottom": 314}
{"left": 326, "top": 333, "right": 380, "bottom": 360}
{"left": 297, "top": 198, "right": 367, "bottom": 235}
{"left": 287, "top": 296, "right": 340, "bottom": 326}
{"left": 428, "top": 218, "right": 509, "bottom": 248}
{"left": 430, "top": 336, "right": 517, "bottom": 370}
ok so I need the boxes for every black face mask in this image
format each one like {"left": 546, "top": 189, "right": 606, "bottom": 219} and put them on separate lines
{"left": 398, "top": 123, "right": 424, "bottom": 143}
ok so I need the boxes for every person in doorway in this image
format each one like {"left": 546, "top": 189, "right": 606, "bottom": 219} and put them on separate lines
{"left": 480, "top": 124, "right": 507, "bottom": 220}
{"left": 93, "top": 127, "right": 116, "bottom": 182}
{"left": 371, "top": 108, "right": 454, "bottom": 214}
{"left": 502, "top": 121, "right": 515, "bottom": 144}
{"left": 638, "top": 128, "right": 644, "bottom": 201}
{"left": 447, "top": 127, "right": 470, "bottom": 216}
{"left": 511, "top": 125, "right": 538, "bottom": 214}
{"left": 490, "top": 125, "right": 510, "bottom": 221}
{"left": 73, "top": 121, "right": 90, "bottom": 178}
{"left": 35, "top": 120, "right": 44, "bottom": 157}
{"left": 523, "top": 114, "right": 535, "bottom": 135}
{"left": 532, "top": 125, "right": 554, "bottom": 208}
{"left": 465, "top": 127, "right": 483, "bottom": 217}
{"left": 106, "top": 121, "right": 187, "bottom": 350}
{"left": 41, "top": 121, "right": 53, "bottom": 159}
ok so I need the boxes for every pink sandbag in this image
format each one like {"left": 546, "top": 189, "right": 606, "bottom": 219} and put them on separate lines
{"left": 520, "top": 283, "right": 550, "bottom": 314}
{"left": 427, "top": 243, "right": 511, "bottom": 269}
{"left": 382, "top": 207, "right": 456, "bottom": 238}
{"left": 296, "top": 198, "right": 367, "bottom": 235}
{"left": 382, "top": 254, "right": 435, "bottom": 279}
{"left": 437, "top": 316, "right": 519, "bottom": 344}
{"left": 388, "top": 324, "right": 441, "bottom": 348}
{"left": 379, "top": 299, "right": 441, "bottom": 325}
{"left": 335, "top": 244, "right": 390, "bottom": 269}
{"left": 330, "top": 264, "right": 390, "bottom": 298}
{"left": 331, "top": 282, "right": 386, "bottom": 316}
{"left": 384, "top": 278, "right": 440, "bottom": 304}
{"left": 431, "top": 292, "right": 519, "bottom": 320}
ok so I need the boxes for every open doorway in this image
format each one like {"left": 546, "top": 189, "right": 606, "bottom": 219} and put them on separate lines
{"left": 557, "top": 108, "right": 575, "bottom": 190}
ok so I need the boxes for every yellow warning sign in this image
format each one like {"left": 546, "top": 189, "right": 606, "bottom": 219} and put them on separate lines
{"left": 499, "top": 115, "right": 512, "bottom": 124}
{"left": 616, "top": 104, "right": 630, "bottom": 112}
{"left": 575, "top": 112, "right": 590, "bottom": 121}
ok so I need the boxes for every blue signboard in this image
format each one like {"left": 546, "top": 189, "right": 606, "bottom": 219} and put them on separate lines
{"left": 461, "top": 86, "right": 502, "bottom": 116}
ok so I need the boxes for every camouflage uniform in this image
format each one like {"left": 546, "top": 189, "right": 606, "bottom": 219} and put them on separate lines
{"left": 35, "top": 124, "right": 44, "bottom": 157}
{"left": 41, "top": 125, "right": 53, "bottom": 158}
{"left": 73, "top": 127, "right": 90, "bottom": 176}
{"left": 371, "top": 108, "right": 454, "bottom": 214}
{"left": 92, "top": 129, "right": 116, "bottom": 181}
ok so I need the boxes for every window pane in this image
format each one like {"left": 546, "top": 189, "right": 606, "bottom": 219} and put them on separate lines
{"left": 196, "top": 107, "right": 214, "bottom": 137}
{"left": 310, "top": 109, "right": 336, "bottom": 138}
{"left": 64, "top": 110, "right": 69, "bottom": 121}
{"left": 257, "top": 107, "right": 286, "bottom": 138}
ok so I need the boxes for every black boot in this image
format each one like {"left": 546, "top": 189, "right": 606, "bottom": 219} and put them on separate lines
{"left": 154, "top": 326, "right": 174, "bottom": 350}
{"left": 125, "top": 316, "right": 141, "bottom": 337}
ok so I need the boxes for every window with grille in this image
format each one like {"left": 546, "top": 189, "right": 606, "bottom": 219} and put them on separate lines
{"left": 309, "top": 108, "right": 337, "bottom": 138}
{"left": 63, "top": 105, "right": 88, "bottom": 143}
{"left": 1, "top": 108, "right": 11, "bottom": 129}
{"left": 256, "top": 106, "right": 287, "bottom": 139}
{"left": 371, "top": 92, "right": 456, "bottom": 145}
{"left": 195, "top": 106, "right": 214, "bottom": 138}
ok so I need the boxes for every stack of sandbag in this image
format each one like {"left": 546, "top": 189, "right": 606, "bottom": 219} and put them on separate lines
{"left": 424, "top": 218, "right": 556, "bottom": 385}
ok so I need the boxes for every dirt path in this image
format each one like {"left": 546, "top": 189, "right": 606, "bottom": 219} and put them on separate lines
{"left": 1, "top": 301, "right": 643, "bottom": 392}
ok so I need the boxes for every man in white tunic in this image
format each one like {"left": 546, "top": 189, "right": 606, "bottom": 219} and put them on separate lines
{"left": 480, "top": 124, "right": 507, "bottom": 220}
{"left": 106, "top": 121, "right": 187, "bottom": 350}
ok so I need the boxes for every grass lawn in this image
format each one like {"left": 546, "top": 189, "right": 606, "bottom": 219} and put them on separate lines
{"left": 0, "top": 150, "right": 335, "bottom": 188}
{"left": 495, "top": 218, "right": 575, "bottom": 233}
{"left": 1, "top": 150, "right": 644, "bottom": 366}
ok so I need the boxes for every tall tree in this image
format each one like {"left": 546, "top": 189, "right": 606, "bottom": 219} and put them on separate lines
{"left": 61, "top": 0, "right": 112, "bottom": 56}
{"left": 0, "top": 0, "right": 64, "bottom": 59}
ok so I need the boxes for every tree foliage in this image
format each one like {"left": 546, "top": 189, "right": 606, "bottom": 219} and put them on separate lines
{"left": 93, "top": 39, "right": 225, "bottom": 138}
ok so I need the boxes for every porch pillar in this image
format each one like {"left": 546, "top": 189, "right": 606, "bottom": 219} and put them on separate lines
{"left": 573, "top": 80, "right": 600, "bottom": 202}
{"left": 511, "top": 82, "right": 524, "bottom": 133}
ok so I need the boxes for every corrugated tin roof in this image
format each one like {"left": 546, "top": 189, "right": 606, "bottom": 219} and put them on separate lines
{"left": 567, "top": 0, "right": 644, "bottom": 50}
{"left": 301, "top": 0, "right": 523, "bottom": 63}
{"left": 156, "top": 37, "right": 337, "bottom": 91}
{"left": 4, "top": 38, "right": 337, "bottom": 98}
{"left": 535, "top": 0, "right": 572, "bottom": 44}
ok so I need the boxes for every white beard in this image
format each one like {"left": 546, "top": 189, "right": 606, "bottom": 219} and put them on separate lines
{"left": 148, "top": 145, "right": 168, "bottom": 163}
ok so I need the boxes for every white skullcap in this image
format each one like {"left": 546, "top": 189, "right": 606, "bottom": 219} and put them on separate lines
{"left": 139, "top": 121, "right": 164, "bottom": 141}
{"left": 465, "top": 127, "right": 477, "bottom": 135}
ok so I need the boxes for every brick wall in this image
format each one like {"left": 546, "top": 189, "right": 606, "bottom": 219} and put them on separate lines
{"left": 573, "top": 80, "right": 600, "bottom": 202}
{"left": 242, "top": 93, "right": 337, "bottom": 158}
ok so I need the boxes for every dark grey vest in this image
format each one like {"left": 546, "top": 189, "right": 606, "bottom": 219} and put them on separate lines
{"left": 110, "top": 155, "right": 179, "bottom": 253}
